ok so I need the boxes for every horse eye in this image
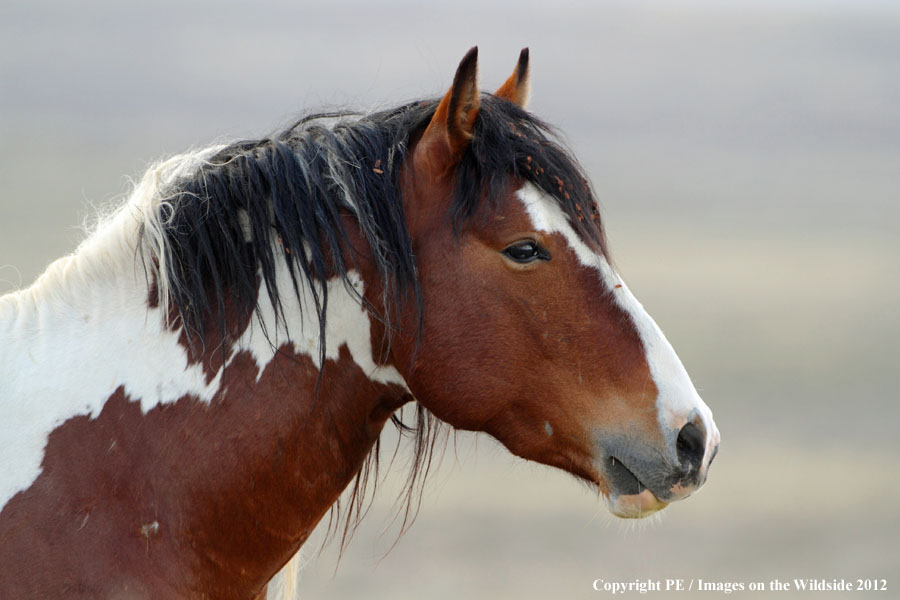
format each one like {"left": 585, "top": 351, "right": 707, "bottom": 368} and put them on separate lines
{"left": 502, "top": 240, "right": 550, "bottom": 263}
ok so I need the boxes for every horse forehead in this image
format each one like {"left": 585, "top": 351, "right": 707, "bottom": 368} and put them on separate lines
{"left": 477, "top": 185, "right": 543, "bottom": 234}
{"left": 515, "top": 183, "right": 616, "bottom": 283}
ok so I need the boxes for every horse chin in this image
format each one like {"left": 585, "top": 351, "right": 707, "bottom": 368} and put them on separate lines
{"left": 605, "top": 489, "right": 669, "bottom": 519}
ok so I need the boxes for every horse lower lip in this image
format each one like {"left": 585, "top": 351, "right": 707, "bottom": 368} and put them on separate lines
{"left": 604, "top": 458, "right": 670, "bottom": 518}
{"left": 609, "top": 488, "right": 669, "bottom": 519}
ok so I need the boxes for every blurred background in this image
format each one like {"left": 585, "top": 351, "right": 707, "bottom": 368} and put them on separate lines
{"left": 2, "top": 0, "right": 898, "bottom": 597}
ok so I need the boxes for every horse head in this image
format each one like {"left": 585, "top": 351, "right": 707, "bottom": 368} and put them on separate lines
{"left": 394, "top": 48, "right": 719, "bottom": 517}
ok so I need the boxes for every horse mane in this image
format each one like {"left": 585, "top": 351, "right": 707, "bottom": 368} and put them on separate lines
{"left": 128, "top": 94, "right": 607, "bottom": 556}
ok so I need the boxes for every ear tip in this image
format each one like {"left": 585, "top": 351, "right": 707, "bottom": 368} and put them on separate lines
{"left": 518, "top": 48, "right": 530, "bottom": 78}
{"left": 456, "top": 46, "right": 480, "bottom": 84}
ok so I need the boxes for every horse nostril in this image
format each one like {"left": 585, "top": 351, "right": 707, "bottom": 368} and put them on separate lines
{"left": 676, "top": 421, "right": 706, "bottom": 472}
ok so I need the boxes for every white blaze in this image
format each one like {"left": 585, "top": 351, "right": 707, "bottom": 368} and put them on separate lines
{"left": 516, "top": 183, "right": 719, "bottom": 469}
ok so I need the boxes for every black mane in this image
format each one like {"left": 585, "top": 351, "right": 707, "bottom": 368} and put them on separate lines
{"left": 141, "top": 93, "right": 607, "bottom": 549}
{"left": 147, "top": 95, "right": 605, "bottom": 364}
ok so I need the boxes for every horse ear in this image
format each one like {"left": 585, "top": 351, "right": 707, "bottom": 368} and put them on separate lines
{"left": 415, "top": 46, "right": 480, "bottom": 177}
{"left": 494, "top": 48, "right": 530, "bottom": 108}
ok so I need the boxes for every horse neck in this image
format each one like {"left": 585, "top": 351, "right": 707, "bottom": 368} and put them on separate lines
{"left": 0, "top": 207, "right": 412, "bottom": 596}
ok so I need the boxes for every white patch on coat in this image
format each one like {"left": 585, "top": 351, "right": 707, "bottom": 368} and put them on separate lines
{"left": 516, "top": 183, "right": 719, "bottom": 471}
{"left": 235, "top": 258, "right": 406, "bottom": 388}
{"left": 0, "top": 210, "right": 221, "bottom": 510}
{"left": 0, "top": 150, "right": 406, "bottom": 512}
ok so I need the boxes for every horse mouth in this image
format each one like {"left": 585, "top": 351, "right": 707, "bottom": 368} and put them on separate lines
{"left": 604, "top": 456, "right": 668, "bottom": 519}
{"left": 607, "top": 456, "right": 645, "bottom": 495}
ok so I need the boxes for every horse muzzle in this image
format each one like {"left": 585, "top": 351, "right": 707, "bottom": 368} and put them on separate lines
{"left": 597, "top": 414, "right": 720, "bottom": 518}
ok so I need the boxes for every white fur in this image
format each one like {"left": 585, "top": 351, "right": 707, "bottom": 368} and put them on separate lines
{"left": 0, "top": 169, "right": 221, "bottom": 509}
{"left": 236, "top": 255, "right": 406, "bottom": 388}
{"left": 516, "top": 183, "right": 720, "bottom": 472}
{"left": 0, "top": 149, "right": 406, "bottom": 517}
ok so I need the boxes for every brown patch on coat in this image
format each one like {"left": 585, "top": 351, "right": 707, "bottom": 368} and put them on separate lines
{"left": 0, "top": 345, "right": 409, "bottom": 598}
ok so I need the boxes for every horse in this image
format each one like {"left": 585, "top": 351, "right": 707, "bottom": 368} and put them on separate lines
{"left": 0, "top": 48, "right": 719, "bottom": 599}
